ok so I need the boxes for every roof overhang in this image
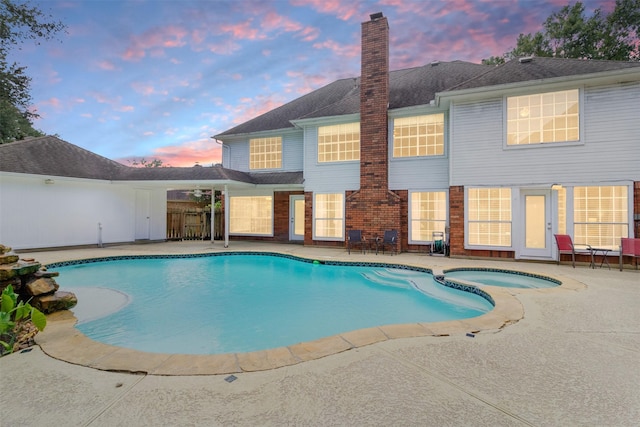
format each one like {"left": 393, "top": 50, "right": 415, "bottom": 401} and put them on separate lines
{"left": 435, "top": 67, "right": 640, "bottom": 106}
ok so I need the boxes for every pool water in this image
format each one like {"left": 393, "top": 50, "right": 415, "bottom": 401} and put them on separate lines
{"left": 52, "top": 254, "right": 493, "bottom": 355}
{"left": 444, "top": 269, "right": 559, "bottom": 289}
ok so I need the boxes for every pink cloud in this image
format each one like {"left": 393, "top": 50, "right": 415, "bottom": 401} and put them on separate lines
{"left": 121, "top": 25, "right": 189, "bottom": 61}
{"left": 312, "top": 39, "right": 359, "bottom": 58}
{"left": 97, "top": 60, "right": 117, "bottom": 71}
{"left": 219, "top": 19, "right": 263, "bottom": 40}
{"left": 291, "top": 0, "right": 360, "bottom": 21}
{"left": 150, "top": 139, "right": 223, "bottom": 167}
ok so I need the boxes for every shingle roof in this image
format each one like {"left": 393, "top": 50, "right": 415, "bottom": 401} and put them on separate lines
{"left": 0, "top": 135, "right": 128, "bottom": 180}
{"left": 0, "top": 136, "right": 303, "bottom": 185}
{"left": 216, "top": 57, "right": 640, "bottom": 138}
{"left": 445, "top": 56, "right": 640, "bottom": 92}
{"left": 215, "top": 61, "right": 493, "bottom": 137}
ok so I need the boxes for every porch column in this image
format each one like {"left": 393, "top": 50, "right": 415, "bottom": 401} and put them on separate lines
{"left": 210, "top": 186, "right": 215, "bottom": 243}
{"left": 224, "top": 184, "right": 229, "bottom": 248}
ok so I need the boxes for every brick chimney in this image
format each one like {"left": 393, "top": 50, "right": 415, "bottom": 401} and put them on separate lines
{"left": 345, "top": 12, "right": 402, "bottom": 250}
{"left": 360, "top": 12, "right": 389, "bottom": 191}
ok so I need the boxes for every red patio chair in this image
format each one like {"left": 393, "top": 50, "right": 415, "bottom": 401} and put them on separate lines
{"left": 619, "top": 237, "right": 640, "bottom": 271}
{"left": 554, "top": 234, "right": 591, "bottom": 268}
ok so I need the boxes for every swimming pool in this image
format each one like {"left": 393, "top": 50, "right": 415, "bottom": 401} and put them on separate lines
{"left": 50, "top": 253, "right": 494, "bottom": 355}
{"left": 444, "top": 268, "right": 560, "bottom": 289}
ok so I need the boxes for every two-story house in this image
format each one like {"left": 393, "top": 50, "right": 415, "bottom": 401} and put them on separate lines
{"left": 1, "top": 13, "right": 638, "bottom": 261}
{"left": 214, "top": 12, "right": 640, "bottom": 262}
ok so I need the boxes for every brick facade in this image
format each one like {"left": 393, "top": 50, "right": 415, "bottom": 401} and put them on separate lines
{"left": 343, "top": 13, "right": 402, "bottom": 252}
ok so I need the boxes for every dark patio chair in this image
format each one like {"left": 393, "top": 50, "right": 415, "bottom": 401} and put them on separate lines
{"left": 378, "top": 230, "right": 398, "bottom": 255}
{"left": 347, "top": 229, "right": 366, "bottom": 254}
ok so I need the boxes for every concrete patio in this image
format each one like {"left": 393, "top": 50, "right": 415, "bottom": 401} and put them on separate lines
{"left": 1, "top": 241, "right": 638, "bottom": 426}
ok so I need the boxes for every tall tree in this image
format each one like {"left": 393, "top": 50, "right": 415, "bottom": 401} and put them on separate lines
{"left": 0, "top": 0, "right": 66, "bottom": 143}
{"left": 485, "top": 0, "right": 639, "bottom": 63}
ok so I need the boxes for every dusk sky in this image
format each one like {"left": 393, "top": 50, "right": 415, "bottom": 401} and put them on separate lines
{"left": 15, "top": 0, "right": 613, "bottom": 167}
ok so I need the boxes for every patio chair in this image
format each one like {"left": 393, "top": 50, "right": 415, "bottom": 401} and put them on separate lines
{"left": 347, "top": 229, "right": 366, "bottom": 254}
{"left": 619, "top": 237, "right": 640, "bottom": 271}
{"left": 378, "top": 230, "right": 398, "bottom": 255}
{"left": 554, "top": 234, "right": 591, "bottom": 268}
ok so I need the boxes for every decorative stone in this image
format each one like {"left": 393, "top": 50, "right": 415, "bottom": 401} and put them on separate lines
{"left": 0, "top": 254, "right": 19, "bottom": 265}
{"left": 0, "top": 277, "right": 22, "bottom": 293}
{"left": 33, "top": 291, "right": 78, "bottom": 314}
{"left": 34, "top": 269, "right": 60, "bottom": 278}
{"left": 25, "top": 277, "right": 59, "bottom": 297}
{"left": 0, "top": 244, "right": 11, "bottom": 254}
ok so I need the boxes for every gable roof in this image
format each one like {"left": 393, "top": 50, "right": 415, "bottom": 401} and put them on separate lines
{"left": 0, "top": 136, "right": 303, "bottom": 185}
{"left": 215, "top": 60, "right": 492, "bottom": 137}
{"left": 216, "top": 57, "right": 640, "bottom": 139}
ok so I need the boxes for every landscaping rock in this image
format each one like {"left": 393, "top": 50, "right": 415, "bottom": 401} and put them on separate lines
{"left": 34, "top": 291, "right": 78, "bottom": 313}
{"left": 25, "top": 277, "right": 59, "bottom": 297}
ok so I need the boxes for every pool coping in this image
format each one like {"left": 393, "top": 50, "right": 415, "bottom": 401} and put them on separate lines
{"left": 35, "top": 251, "right": 587, "bottom": 376}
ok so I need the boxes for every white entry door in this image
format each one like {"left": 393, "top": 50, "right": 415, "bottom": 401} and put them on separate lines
{"left": 135, "top": 190, "right": 151, "bottom": 240}
{"left": 520, "top": 190, "right": 552, "bottom": 259}
{"left": 289, "top": 195, "right": 305, "bottom": 241}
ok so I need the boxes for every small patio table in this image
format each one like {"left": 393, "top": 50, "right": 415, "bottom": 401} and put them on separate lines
{"left": 589, "top": 246, "right": 611, "bottom": 269}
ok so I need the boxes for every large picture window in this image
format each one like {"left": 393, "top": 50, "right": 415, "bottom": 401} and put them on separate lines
{"left": 410, "top": 191, "right": 447, "bottom": 242}
{"left": 573, "top": 186, "right": 628, "bottom": 249}
{"left": 250, "top": 137, "right": 282, "bottom": 170}
{"left": 318, "top": 123, "right": 360, "bottom": 163}
{"left": 507, "top": 89, "right": 579, "bottom": 145}
{"left": 229, "top": 196, "right": 273, "bottom": 235}
{"left": 314, "top": 193, "right": 344, "bottom": 239}
{"left": 393, "top": 114, "right": 444, "bottom": 157}
{"left": 467, "top": 188, "right": 512, "bottom": 247}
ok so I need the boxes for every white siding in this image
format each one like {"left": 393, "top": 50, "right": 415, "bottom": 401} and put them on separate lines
{"left": 450, "top": 82, "right": 640, "bottom": 186}
{"left": 0, "top": 174, "right": 168, "bottom": 250}
{"left": 302, "top": 126, "right": 360, "bottom": 192}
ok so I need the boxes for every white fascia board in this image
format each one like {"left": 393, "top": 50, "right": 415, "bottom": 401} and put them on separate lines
{"left": 215, "top": 127, "right": 300, "bottom": 143}
{"left": 436, "top": 67, "right": 640, "bottom": 105}
{"left": 0, "top": 171, "right": 115, "bottom": 184}
{"left": 290, "top": 113, "right": 360, "bottom": 128}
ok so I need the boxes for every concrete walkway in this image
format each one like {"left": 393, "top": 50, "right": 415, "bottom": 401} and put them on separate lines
{"left": 1, "top": 241, "right": 639, "bottom": 426}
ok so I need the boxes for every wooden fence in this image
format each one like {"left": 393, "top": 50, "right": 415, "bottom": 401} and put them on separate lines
{"left": 167, "top": 208, "right": 223, "bottom": 240}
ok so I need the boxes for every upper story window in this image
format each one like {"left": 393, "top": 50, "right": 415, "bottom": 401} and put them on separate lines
{"left": 318, "top": 123, "right": 360, "bottom": 163}
{"left": 507, "top": 89, "right": 579, "bottom": 145}
{"left": 393, "top": 114, "right": 444, "bottom": 157}
{"left": 250, "top": 137, "right": 282, "bottom": 169}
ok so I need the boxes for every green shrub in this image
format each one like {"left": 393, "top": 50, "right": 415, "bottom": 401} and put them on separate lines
{"left": 0, "top": 285, "right": 46, "bottom": 355}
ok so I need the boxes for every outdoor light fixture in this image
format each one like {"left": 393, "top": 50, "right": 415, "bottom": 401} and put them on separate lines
{"left": 193, "top": 188, "right": 202, "bottom": 198}
{"left": 551, "top": 184, "right": 563, "bottom": 190}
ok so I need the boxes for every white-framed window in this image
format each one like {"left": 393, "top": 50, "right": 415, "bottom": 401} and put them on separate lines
{"left": 250, "top": 136, "right": 282, "bottom": 169}
{"left": 507, "top": 89, "right": 579, "bottom": 145}
{"left": 573, "top": 186, "right": 628, "bottom": 249}
{"left": 313, "top": 193, "right": 344, "bottom": 239}
{"left": 467, "top": 188, "right": 512, "bottom": 247}
{"left": 229, "top": 195, "right": 273, "bottom": 235}
{"left": 318, "top": 123, "right": 360, "bottom": 163}
{"left": 409, "top": 191, "right": 447, "bottom": 243}
{"left": 393, "top": 114, "right": 444, "bottom": 157}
